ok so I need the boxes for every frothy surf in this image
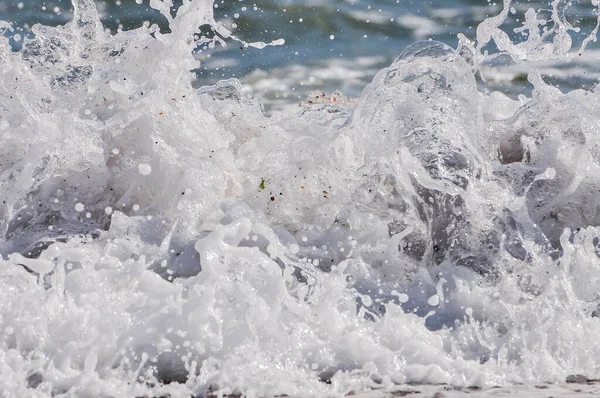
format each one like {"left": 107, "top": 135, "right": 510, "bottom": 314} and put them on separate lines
{"left": 2, "top": 0, "right": 600, "bottom": 396}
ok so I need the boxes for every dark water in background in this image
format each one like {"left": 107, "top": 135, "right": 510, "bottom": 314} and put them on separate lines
{"left": 1, "top": 0, "right": 600, "bottom": 108}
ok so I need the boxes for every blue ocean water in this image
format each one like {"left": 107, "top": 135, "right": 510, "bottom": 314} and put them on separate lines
{"left": 3, "top": 0, "right": 599, "bottom": 110}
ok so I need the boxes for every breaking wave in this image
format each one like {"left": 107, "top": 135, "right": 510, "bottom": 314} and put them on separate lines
{"left": 2, "top": 0, "right": 600, "bottom": 396}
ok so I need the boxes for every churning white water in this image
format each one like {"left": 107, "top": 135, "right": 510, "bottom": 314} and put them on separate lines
{"left": 2, "top": 0, "right": 600, "bottom": 396}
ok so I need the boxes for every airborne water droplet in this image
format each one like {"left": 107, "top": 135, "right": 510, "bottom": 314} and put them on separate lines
{"left": 138, "top": 163, "right": 152, "bottom": 176}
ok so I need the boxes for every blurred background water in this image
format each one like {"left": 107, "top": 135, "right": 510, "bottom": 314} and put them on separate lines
{"left": 1, "top": 0, "right": 600, "bottom": 111}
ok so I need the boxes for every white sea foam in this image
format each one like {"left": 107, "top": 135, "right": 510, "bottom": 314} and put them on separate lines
{"left": 2, "top": 0, "right": 600, "bottom": 397}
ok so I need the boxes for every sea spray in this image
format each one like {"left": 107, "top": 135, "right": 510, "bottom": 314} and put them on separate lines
{"left": 2, "top": 0, "right": 600, "bottom": 397}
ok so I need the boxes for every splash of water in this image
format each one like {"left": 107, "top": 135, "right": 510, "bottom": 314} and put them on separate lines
{"left": 2, "top": 0, "right": 600, "bottom": 396}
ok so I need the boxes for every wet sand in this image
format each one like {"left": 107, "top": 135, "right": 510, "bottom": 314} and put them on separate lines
{"left": 200, "top": 377, "right": 600, "bottom": 398}
{"left": 350, "top": 378, "right": 600, "bottom": 398}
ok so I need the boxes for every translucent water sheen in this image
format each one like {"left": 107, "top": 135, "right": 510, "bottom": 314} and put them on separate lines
{"left": 2, "top": 0, "right": 600, "bottom": 397}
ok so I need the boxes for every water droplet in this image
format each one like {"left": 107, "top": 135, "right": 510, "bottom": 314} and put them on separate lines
{"left": 138, "top": 163, "right": 152, "bottom": 176}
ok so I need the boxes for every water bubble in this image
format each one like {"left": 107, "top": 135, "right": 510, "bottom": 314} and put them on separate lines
{"left": 427, "top": 295, "right": 440, "bottom": 307}
{"left": 138, "top": 163, "right": 152, "bottom": 176}
{"left": 74, "top": 203, "right": 85, "bottom": 212}
{"left": 289, "top": 244, "right": 299, "bottom": 254}
{"left": 361, "top": 295, "right": 373, "bottom": 307}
